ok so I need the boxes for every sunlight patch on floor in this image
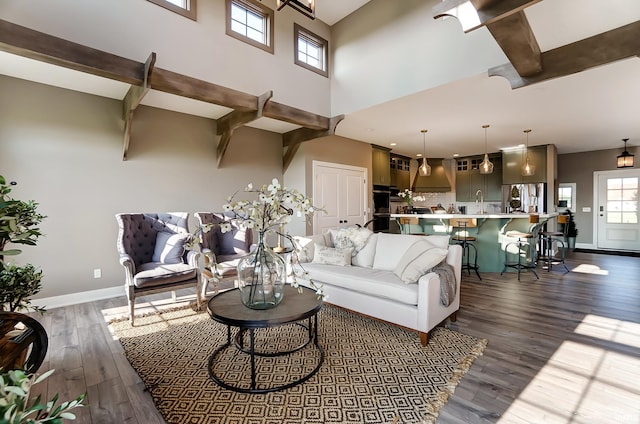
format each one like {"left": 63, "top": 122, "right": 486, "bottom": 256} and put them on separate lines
{"left": 571, "top": 263, "right": 609, "bottom": 275}
{"left": 575, "top": 314, "right": 640, "bottom": 349}
{"left": 499, "top": 324, "right": 640, "bottom": 423}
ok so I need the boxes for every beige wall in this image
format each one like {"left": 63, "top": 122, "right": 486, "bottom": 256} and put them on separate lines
{"left": 0, "top": 75, "right": 284, "bottom": 300}
{"left": 330, "top": 0, "right": 507, "bottom": 115}
{"left": 558, "top": 146, "right": 639, "bottom": 245}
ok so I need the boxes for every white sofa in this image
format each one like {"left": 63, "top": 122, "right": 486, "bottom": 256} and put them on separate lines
{"left": 293, "top": 231, "right": 462, "bottom": 345}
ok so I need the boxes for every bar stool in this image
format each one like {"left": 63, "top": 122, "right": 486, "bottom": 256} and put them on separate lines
{"left": 450, "top": 218, "right": 481, "bottom": 280}
{"left": 399, "top": 217, "right": 424, "bottom": 235}
{"left": 538, "top": 214, "right": 570, "bottom": 272}
{"left": 501, "top": 215, "right": 540, "bottom": 280}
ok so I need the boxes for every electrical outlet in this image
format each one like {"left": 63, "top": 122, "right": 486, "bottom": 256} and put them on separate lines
{"left": 93, "top": 268, "right": 101, "bottom": 279}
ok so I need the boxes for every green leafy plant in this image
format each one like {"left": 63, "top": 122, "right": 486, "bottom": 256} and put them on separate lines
{"left": 0, "top": 175, "right": 46, "bottom": 313}
{"left": 0, "top": 176, "right": 46, "bottom": 268}
{"left": 0, "top": 264, "right": 44, "bottom": 313}
{"left": 0, "top": 369, "right": 85, "bottom": 423}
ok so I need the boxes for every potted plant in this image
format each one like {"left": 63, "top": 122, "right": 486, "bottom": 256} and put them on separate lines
{"left": 0, "top": 175, "right": 46, "bottom": 312}
{"left": 564, "top": 209, "right": 578, "bottom": 249}
{"left": 0, "top": 174, "right": 47, "bottom": 374}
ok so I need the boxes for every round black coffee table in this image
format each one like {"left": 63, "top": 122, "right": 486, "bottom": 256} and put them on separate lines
{"left": 207, "top": 285, "right": 323, "bottom": 393}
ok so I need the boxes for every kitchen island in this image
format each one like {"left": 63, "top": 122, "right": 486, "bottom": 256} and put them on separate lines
{"left": 390, "top": 213, "right": 559, "bottom": 273}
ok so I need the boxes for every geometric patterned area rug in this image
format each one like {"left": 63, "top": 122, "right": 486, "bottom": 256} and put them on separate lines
{"left": 110, "top": 304, "right": 487, "bottom": 424}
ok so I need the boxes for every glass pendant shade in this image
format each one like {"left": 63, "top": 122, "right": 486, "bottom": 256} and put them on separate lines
{"left": 419, "top": 129, "right": 431, "bottom": 176}
{"left": 479, "top": 153, "right": 494, "bottom": 174}
{"left": 479, "top": 124, "right": 494, "bottom": 175}
{"left": 617, "top": 138, "right": 634, "bottom": 168}
{"left": 522, "top": 157, "right": 536, "bottom": 176}
{"left": 521, "top": 129, "right": 536, "bottom": 176}
{"left": 419, "top": 158, "right": 431, "bottom": 176}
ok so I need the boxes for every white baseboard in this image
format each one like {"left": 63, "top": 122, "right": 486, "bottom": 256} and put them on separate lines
{"left": 32, "top": 286, "right": 123, "bottom": 310}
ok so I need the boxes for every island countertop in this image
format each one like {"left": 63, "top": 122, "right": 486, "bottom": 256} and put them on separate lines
{"left": 389, "top": 212, "right": 560, "bottom": 273}
{"left": 390, "top": 213, "right": 558, "bottom": 219}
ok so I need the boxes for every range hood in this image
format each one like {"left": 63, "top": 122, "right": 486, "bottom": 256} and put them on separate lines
{"left": 411, "top": 159, "right": 451, "bottom": 192}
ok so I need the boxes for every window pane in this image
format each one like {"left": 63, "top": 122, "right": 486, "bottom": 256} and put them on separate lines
{"left": 166, "top": 0, "right": 187, "bottom": 7}
{"left": 608, "top": 178, "right": 622, "bottom": 190}
{"left": 621, "top": 212, "right": 638, "bottom": 224}
{"left": 231, "top": 5, "right": 246, "bottom": 24}
{"left": 231, "top": 20, "right": 246, "bottom": 36}
{"left": 247, "top": 27, "right": 262, "bottom": 42}
{"left": 623, "top": 177, "right": 638, "bottom": 189}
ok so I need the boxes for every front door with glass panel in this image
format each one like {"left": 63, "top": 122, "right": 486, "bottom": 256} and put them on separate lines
{"left": 596, "top": 170, "right": 640, "bottom": 251}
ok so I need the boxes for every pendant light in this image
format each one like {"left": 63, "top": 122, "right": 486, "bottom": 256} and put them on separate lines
{"left": 479, "top": 124, "right": 494, "bottom": 175}
{"left": 418, "top": 129, "right": 431, "bottom": 177}
{"left": 521, "top": 129, "right": 536, "bottom": 176}
{"left": 617, "top": 138, "right": 634, "bottom": 168}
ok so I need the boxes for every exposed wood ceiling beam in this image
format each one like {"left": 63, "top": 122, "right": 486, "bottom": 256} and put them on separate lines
{"left": 263, "top": 102, "right": 329, "bottom": 131}
{"left": 216, "top": 91, "right": 273, "bottom": 167}
{"left": 490, "top": 21, "right": 640, "bottom": 89}
{"left": 282, "top": 115, "right": 344, "bottom": 172}
{"left": 0, "top": 19, "right": 142, "bottom": 84}
{"left": 433, "top": 0, "right": 542, "bottom": 77}
{"left": 485, "top": 10, "right": 541, "bottom": 77}
{"left": 433, "top": 0, "right": 541, "bottom": 33}
{"left": 122, "top": 52, "right": 156, "bottom": 161}
{"left": 149, "top": 68, "right": 256, "bottom": 112}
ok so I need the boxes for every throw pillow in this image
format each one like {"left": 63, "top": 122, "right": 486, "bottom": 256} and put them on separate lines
{"left": 329, "top": 226, "right": 373, "bottom": 256}
{"left": 352, "top": 233, "right": 378, "bottom": 267}
{"left": 312, "top": 244, "right": 353, "bottom": 266}
{"left": 152, "top": 232, "right": 189, "bottom": 264}
{"left": 393, "top": 239, "right": 448, "bottom": 283}
{"left": 292, "top": 235, "right": 327, "bottom": 263}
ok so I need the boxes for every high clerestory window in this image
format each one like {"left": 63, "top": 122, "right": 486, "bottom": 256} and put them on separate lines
{"left": 226, "top": 0, "right": 274, "bottom": 54}
{"left": 294, "top": 24, "right": 328, "bottom": 77}
{"left": 147, "top": 0, "right": 197, "bottom": 20}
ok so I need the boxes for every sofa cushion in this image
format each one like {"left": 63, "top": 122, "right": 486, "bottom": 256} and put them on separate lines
{"left": 312, "top": 244, "right": 353, "bottom": 266}
{"left": 352, "top": 233, "right": 378, "bottom": 267}
{"left": 292, "top": 234, "right": 327, "bottom": 263}
{"left": 301, "top": 263, "right": 419, "bottom": 305}
{"left": 152, "top": 232, "right": 188, "bottom": 264}
{"left": 372, "top": 233, "right": 450, "bottom": 271}
{"left": 393, "top": 239, "right": 449, "bottom": 283}
{"left": 134, "top": 262, "right": 197, "bottom": 288}
{"left": 329, "top": 226, "right": 373, "bottom": 256}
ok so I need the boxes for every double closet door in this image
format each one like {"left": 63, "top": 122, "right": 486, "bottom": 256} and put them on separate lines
{"left": 312, "top": 161, "right": 367, "bottom": 235}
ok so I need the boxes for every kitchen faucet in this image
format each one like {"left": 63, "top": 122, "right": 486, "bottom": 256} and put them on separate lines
{"left": 475, "top": 189, "right": 484, "bottom": 214}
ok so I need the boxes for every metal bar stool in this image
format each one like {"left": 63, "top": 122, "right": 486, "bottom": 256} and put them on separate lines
{"left": 538, "top": 214, "right": 570, "bottom": 272}
{"left": 450, "top": 218, "right": 481, "bottom": 280}
{"left": 501, "top": 215, "right": 540, "bottom": 280}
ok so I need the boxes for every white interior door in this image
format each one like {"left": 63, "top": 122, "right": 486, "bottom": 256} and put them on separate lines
{"left": 313, "top": 161, "right": 367, "bottom": 235}
{"left": 596, "top": 169, "right": 640, "bottom": 251}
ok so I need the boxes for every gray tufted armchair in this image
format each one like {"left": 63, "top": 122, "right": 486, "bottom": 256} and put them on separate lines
{"left": 194, "top": 212, "right": 253, "bottom": 297}
{"left": 116, "top": 212, "right": 201, "bottom": 324}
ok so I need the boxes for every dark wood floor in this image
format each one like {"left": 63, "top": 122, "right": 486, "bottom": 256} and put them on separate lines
{"left": 29, "top": 250, "right": 640, "bottom": 423}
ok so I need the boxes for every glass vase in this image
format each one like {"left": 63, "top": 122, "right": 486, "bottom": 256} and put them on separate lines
{"left": 237, "top": 234, "right": 286, "bottom": 310}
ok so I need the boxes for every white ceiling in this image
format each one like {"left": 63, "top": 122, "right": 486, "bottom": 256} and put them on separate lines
{"left": 1, "top": 0, "right": 639, "bottom": 160}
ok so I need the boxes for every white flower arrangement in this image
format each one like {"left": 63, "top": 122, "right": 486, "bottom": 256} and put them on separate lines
{"left": 221, "top": 178, "right": 324, "bottom": 297}
{"left": 222, "top": 178, "right": 321, "bottom": 236}
{"left": 397, "top": 189, "right": 425, "bottom": 206}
